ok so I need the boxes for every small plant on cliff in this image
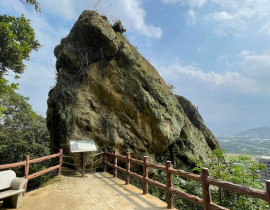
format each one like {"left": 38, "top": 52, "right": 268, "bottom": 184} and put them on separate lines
{"left": 112, "top": 20, "right": 126, "bottom": 33}
{"left": 168, "top": 84, "right": 175, "bottom": 91}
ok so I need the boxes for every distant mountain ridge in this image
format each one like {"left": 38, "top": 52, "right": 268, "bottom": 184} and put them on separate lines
{"left": 236, "top": 127, "right": 270, "bottom": 139}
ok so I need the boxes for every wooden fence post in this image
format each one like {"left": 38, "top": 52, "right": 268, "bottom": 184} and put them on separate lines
{"left": 103, "top": 148, "right": 107, "bottom": 172}
{"left": 58, "top": 149, "right": 63, "bottom": 176}
{"left": 266, "top": 180, "right": 270, "bottom": 205}
{"left": 166, "top": 161, "right": 173, "bottom": 209}
{"left": 143, "top": 156, "right": 148, "bottom": 194}
{"left": 126, "top": 152, "right": 130, "bottom": 184}
{"left": 113, "top": 150, "right": 117, "bottom": 178}
{"left": 23, "top": 155, "right": 30, "bottom": 196}
{"left": 81, "top": 152, "right": 86, "bottom": 177}
{"left": 201, "top": 168, "right": 211, "bottom": 210}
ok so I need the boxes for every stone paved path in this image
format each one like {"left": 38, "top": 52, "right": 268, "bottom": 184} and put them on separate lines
{"left": 1, "top": 172, "right": 168, "bottom": 210}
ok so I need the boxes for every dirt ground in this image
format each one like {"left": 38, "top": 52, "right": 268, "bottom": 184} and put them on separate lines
{"left": 1, "top": 172, "right": 169, "bottom": 210}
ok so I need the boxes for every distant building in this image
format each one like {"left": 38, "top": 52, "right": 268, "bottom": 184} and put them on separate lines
{"left": 257, "top": 156, "right": 270, "bottom": 181}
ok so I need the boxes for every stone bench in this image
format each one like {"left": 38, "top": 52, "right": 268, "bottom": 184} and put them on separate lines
{"left": 0, "top": 170, "right": 28, "bottom": 208}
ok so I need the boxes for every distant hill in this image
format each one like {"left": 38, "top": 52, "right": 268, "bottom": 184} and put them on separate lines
{"left": 236, "top": 127, "right": 270, "bottom": 139}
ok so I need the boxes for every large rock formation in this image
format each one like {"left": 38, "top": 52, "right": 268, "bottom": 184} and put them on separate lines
{"left": 47, "top": 11, "right": 220, "bottom": 170}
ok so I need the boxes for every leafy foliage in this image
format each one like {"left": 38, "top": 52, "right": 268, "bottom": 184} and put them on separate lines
{"left": 0, "top": 91, "right": 54, "bottom": 190}
{"left": 0, "top": 0, "right": 55, "bottom": 191}
{"left": 0, "top": 13, "right": 40, "bottom": 116}
{"left": 20, "top": 0, "right": 41, "bottom": 12}
{"left": 0, "top": 14, "right": 40, "bottom": 75}
{"left": 192, "top": 149, "right": 268, "bottom": 209}
{"left": 148, "top": 149, "right": 268, "bottom": 210}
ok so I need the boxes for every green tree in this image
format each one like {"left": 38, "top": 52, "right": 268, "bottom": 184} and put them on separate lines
{"left": 0, "top": 14, "right": 40, "bottom": 75}
{"left": 199, "top": 149, "right": 268, "bottom": 209}
{"left": 0, "top": 91, "right": 50, "bottom": 163}
{"left": 20, "top": 0, "right": 41, "bottom": 12}
{"left": 0, "top": 13, "right": 40, "bottom": 116}
{"left": 0, "top": 0, "right": 52, "bottom": 191}
{"left": 0, "top": 91, "right": 52, "bottom": 190}
{"left": 149, "top": 149, "right": 268, "bottom": 209}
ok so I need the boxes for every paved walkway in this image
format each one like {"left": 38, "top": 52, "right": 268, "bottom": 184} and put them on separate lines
{"left": 1, "top": 172, "right": 168, "bottom": 210}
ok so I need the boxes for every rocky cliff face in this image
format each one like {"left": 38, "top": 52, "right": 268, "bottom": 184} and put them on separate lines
{"left": 47, "top": 11, "right": 220, "bottom": 170}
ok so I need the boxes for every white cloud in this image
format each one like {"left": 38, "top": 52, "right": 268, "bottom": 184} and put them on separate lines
{"left": 241, "top": 53, "right": 270, "bottom": 80}
{"left": 207, "top": 0, "right": 270, "bottom": 36}
{"left": 211, "top": 11, "right": 233, "bottom": 21}
{"left": 196, "top": 47, "right": 209, "bottom": 53}
{"left": 95, "top": 0, "right": 163, "bottom": 39}
{"left": 155, "top": 58, "right": 270, "bottom": 133}
{"left": 216, "top": 55, "right": 228, "bottom": 62}
{"left": 188, "top": 9, "right": 197, "bottom": 24}
{"left": 162, "top": 0, "right": 183, "bottom": 4}
{"left": 39, "top": 0, "right": 77, "bottom": 20}
{"left": 217, "top": 51, "right": 270, "bottom": 86}
{"left": 17, "top": 0, "right": 163, "bottom": 39}
{"left": 225, "top": 61, "right": 233, "bottom": 67}
{"left": 190, "top": 0, "right": 208, "bottom": 8}
{"left": 207, "top": 10, "right": 252, "bottom": 36}
{"left": 163, "top": 0, "right": 270, "bottom": 37}
{"left": 259, "top": 22, "right": 270, "bottom": 35}
{"left": 239, "top": 51, "right": 255, "bottom": 57}
{"left": 107, "top": 0, "right": 162, "bottom": 39}
{"left": 158, "top": 64, "right": 259, "bottom": 94}
{"left": 163, "top": 0, "right": 207, "bottom": 8}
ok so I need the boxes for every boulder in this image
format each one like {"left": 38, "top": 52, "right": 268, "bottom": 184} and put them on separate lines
{"left": 47, "top": 10, "right": 220, "bottom": 170}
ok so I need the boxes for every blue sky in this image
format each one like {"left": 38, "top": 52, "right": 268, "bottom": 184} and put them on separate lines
{"left": 1, "top": 0, "right": 270, "bottom": 134}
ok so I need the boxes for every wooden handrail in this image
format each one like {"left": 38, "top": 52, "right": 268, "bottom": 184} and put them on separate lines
{"left": 103, "top": 150, "right": 270, "bottom": 209}
{"left": 166, "top": 161, "right": 173, "bottom": 209}
{"left": 113, "top": 150, "right": 117, "bottom": 177}
{"left": 103, "top": 148, "right": 107, "bottom": 172}
{"left": 23, "top": 155, "right": 30, "bottom": 195}
{"left": 147, "top": 162, "right": 166, "bottom": 171}
{"left": 129, "top": 157, "right": 143, "bottom": 166}
{"left": 143, "top": 156, "right": 148, "bottom": 194}
{"left": 105, "top": 152, "right": 114, "bottom": 156}
{"left": 170, "top": 187, "right": 203, "bottom": 206}
{"left": 106, "top": 162, "right": 114, "bottom": 168}
{"left": 147, "top": 177, "right": 166, "bottom": 190}
{"left": 126, "top": 152, "right": 130, "bottom": 185}
{"left": 28, "top": 165, "right": 60, "bottom": 179}
{"left": 207, "top": 177, "right": 267, "bottom": 201}
{"left": 129, "top": 170, "right": 144, "bottom": 181}
{"left": 115, "top": 154, "right": 126, "bottom": 159}
{"left": 0, "top": 149, "right": 63, "bottom": 195}
{"left": 30, "top": 153, "right": 60, "bottom": 164}
{"left": 170, "top": 168, "right": 201, "bottom": 182}
{"left": 0, "top": 161, "right": 26, "bottom": 170}
{"left": 210, "top": 203, "right": 229, "bottom": 210}
{"left": 201, "top": 168, "right": 211, "bottom": 209}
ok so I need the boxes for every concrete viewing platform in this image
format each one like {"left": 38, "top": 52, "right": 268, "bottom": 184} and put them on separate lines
{"left": 1, "top": 172, "right": 168, "bottom": 210}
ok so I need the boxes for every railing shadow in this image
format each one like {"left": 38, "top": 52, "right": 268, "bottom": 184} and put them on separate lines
{"left": 92, "top": 172, "right": 167, "bottom": 209}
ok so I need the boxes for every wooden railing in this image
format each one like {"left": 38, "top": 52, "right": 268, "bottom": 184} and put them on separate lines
{"left": 103, "top": 149, "right": 270, "bottom": 210}
{"left": 0, "top": 149, "right": 63, "bottom": 194}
